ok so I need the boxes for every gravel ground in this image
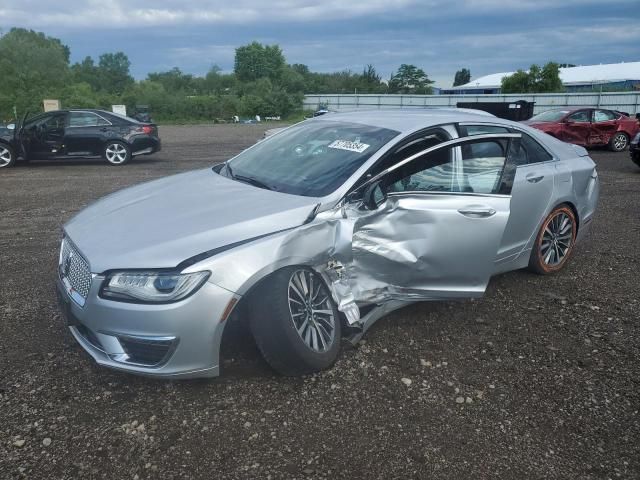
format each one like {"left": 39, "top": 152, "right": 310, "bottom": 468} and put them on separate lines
{"left": 0, "top": 124, "right": 639, "bottom": 479}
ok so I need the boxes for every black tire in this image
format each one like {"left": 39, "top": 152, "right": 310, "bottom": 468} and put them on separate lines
{"left": 528, "top": 205, "right": 577, "bottom": 275}
{"left": 0, "top": 143, "right": 16, "bottom": 169}
{"left": 249, "top": 267, "right": 341, "bottom": 376}
{"left": 103, "top": 141, "right": 131, "bottom": 165}
{"left": 609, "top": 132, "right": 628, "bottom": 152}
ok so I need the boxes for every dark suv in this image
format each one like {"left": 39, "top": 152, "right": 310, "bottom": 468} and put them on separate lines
{"left": 0, "top": 109, "right": 161, "bottom": 169}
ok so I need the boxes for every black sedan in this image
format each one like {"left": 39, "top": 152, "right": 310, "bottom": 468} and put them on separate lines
{"left": 0, "top": 109, "right": 161, "bottom": 169}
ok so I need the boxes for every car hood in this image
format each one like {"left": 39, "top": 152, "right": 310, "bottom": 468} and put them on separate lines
{"left": 64, "top": 169, "right": 320, "bottom": 273}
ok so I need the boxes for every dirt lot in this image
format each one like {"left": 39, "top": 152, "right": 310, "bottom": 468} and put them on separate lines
{"left": 1, "top": 124, "right": 639, "bottom": 479}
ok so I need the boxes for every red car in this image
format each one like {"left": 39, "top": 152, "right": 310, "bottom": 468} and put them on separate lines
{"left": 524, "top": 108, "right": 639, "bottom": 152}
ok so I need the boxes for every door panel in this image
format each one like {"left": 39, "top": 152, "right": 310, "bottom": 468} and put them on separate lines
{"left": 65, "top": 112, "right": 110, "bottom": 156}
{"left": 25, "top": 113, "right": 67, "bottom": 158}
{"left": 344, "top": 133, "right": 519, "bottom": 303}
{"left": 497, "top": 162, "right": 554, "bottom": 259}
{"left": 346, "top": 193, "right": 511, "bottom": 302}
{"left": 591, "top": 110, "right": 619, "bottom": 145}
{"left": 561, "top": 109, "right": 592, "bottom": 146}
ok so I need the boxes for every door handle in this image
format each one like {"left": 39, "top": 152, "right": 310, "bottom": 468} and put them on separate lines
{"left": 458, "top": 207, "right": 496, "bottom": 218}
{"left": 526, "top": 174, "right": 544, "bottom": 183}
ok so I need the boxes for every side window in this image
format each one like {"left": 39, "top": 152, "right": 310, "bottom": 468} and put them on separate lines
{"left": 96, "top": 116, "right": 110, "bottom": 126}
{"left": 384, "top": 140, "right": 506, "bottom": 195}
{"left": 463, "top": 125, "right": 552, "bottom": 166}
{"left": 465, "top": 125, "right": 510, "bottom": 136}
{"left": 460, "top": 141, "right": 506, "bottom": 194}
{"left": 43, "top": 114, "right": 66, "bottom": 129}
{"left": 512, "top": 132, "right": 553, "bottom": 165}
{"left": 375, "top": 130, "right": 449, "bottom": 174}
{"left": 567, "top": 110, "right": 591, "bottom": 123}
{"left": 69, "top": 112, "right": 101, "bottom": 127}
{"left": 351, "top": 129, "right": 450, "bottom": 194}
{"left": 386, "top": 146, "right": 455, "bottom": 193}
{"left": 593, "top": 110, "right": 617, "bottom": 122}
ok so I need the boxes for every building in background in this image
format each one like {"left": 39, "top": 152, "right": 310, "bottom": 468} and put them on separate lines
{"left": 441, "top": 62, "right": 640, "bottom": 95}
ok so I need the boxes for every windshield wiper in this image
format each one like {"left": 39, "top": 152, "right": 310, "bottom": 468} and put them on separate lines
{"left": 233, "top": 174, "right": 275, "bottom": 191}
{"left": 223, "top": 162, "right": 275, "bottom": 191}
{"left": 224, "top": 162, "right": 235, "bottom": 179}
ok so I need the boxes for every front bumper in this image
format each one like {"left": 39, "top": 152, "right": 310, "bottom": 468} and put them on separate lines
{"left": 57, "top": 274, "right": 235, "bottom": 379}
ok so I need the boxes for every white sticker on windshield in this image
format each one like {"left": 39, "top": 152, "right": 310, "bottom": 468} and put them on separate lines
{"left": 328, "top": 140, "right": 370, "bottom": 153}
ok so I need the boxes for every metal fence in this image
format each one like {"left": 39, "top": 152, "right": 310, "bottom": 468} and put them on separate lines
{"left": 304, "top": 92, "right": 640, "bottom": 115}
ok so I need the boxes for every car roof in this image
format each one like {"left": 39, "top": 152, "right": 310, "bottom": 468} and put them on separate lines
{"left": 312, "top": 108, "right": 506, "bottom": 133}
{"left": 40, "top": 109, "right": 115, "bottom": 115}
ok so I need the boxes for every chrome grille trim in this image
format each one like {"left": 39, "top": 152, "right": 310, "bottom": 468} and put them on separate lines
{"left": 59, "top": 237, "right": 92, "bottom": 306}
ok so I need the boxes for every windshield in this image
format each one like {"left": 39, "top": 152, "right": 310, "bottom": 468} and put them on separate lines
{"left": 529, "top": 110, "right": 570, "bottom": 122}
{"left": 224, "top": 120, "right": 399, "bottom": 197}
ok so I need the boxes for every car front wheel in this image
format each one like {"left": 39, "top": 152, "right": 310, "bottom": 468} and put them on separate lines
{"left": 104, "top": 141, "right": 131, "bottom": 165}
{"left": 609, "top": 132, "right": 628, "bottom": 152}
{"left": 249, "top": 267, "right": 341, "bottom": 376}
{"left": 0, "top": 144, "right": 16, "bottom": 169}
{"left": 528, "top": 205, "right": 577, "bottom": 274}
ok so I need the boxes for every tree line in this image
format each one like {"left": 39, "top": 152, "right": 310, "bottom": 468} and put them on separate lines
{"left": 0, "top": 29, "right": 441, "bottom": 122}
{"left": 0, "top": 28, "right": 571, "bottom": 123}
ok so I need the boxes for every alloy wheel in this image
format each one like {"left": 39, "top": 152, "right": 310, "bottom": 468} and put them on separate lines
{"left": 0, "top": 146, "right": 12, "bottom": 167}
{"left": 540, "top": 211, "right": 574, "bottom": 266}
{"left": 105, "top": 143, "right": 128, "bottom": 164}
{"left": 613, "top": 133, "right": 627, "bottom": 151}
{"left": 287, "top": 269, "right": 336, "bottom": 353}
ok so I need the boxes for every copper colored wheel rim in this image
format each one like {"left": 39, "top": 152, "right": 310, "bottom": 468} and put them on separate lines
{"left": 538, "top": 208, "right": 575, "bottom": 269}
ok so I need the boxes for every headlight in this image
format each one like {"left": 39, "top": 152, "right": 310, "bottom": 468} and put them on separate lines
{"left": 101, "top": 271, "right": 210, "bottom": 303}
{"left": 632, "top": 132, "right": 640, "bottom": 144}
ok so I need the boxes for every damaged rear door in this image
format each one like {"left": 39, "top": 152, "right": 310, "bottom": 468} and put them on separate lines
{"left": 344, "top": 133, "right": 520, "bottom": 303}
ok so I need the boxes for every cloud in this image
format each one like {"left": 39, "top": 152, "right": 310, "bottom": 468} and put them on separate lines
{"left": 0, "top": 0, "right": 422, "bottom": 28}
{"left": 1, "top": 0, "right": 637, "bottom": 88}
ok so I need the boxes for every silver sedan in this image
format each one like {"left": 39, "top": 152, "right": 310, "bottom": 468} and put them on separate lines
{"left": 56, "top": 109, "right": 599, "bottom": 378}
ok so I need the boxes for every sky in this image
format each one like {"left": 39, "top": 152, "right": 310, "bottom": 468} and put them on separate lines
{"left": 1, "top": 0, "right": 638, "bottom": 88}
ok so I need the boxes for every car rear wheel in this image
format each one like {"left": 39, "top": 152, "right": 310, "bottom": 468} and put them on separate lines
{"left": 0, "top": 144, "right": 16, "bottom": 169}
{"left": 249, "top": 267, "right": 341, "bottom": 376}
{"left": 104, "top": 141, "right": 131, "bottom": 165}
{"left": 528, "top": 205, "right": 577, "bottom": 275}
{"left": 609, "top": 132, "right": 628, "bottom": 152}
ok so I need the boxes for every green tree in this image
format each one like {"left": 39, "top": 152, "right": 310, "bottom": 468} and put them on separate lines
{"left": 97, "top": 52, "right": 134, "bottom": 94}
{"left": 71, "top": 56, "right": 101, "bottom": 91}
{"left": 358, "top": 64, "right": 386, "bottom": 93}
{"left": 501, "top": 62, "right": 563, "bottom": 93}
{"left": 147, "top": 68, "right": 197, "bottom": 94}
{"left": 388, "top": 64, "right": 434, "bottom": 94}
{"left": 0, "top": 28, "right": 70, "bottom": 116}
{"left": 234, "top": 42, "right": 286, "bottom": 82}
{"left": 453, "top": 68, "right": 471, "bottom": 86}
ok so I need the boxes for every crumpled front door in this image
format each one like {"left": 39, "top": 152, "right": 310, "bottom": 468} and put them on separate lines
{"left": 329, "top": 133, "right": 519, "bottom": 318}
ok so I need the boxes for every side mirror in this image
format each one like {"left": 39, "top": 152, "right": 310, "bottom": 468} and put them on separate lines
{"left": 362, "top": 181, "right": 386, "bottom": 210}
{"left": 6, "top": 123, "right": 15, "bottom": 130}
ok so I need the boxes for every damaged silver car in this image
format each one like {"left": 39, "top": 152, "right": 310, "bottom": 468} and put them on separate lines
{"left": 57, "top": 109, "right": 599, "bottom": 378}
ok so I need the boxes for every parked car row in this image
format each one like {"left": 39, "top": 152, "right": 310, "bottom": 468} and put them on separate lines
{"left": 0, "top": 109, "right": 161, "bottom": 169}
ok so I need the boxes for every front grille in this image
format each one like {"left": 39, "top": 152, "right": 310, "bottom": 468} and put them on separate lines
{"left": 59, "top": 238, "right": 92, "bottom": 301}
{"left": 118, "top": 337, "right": 175, "bottom": 366}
